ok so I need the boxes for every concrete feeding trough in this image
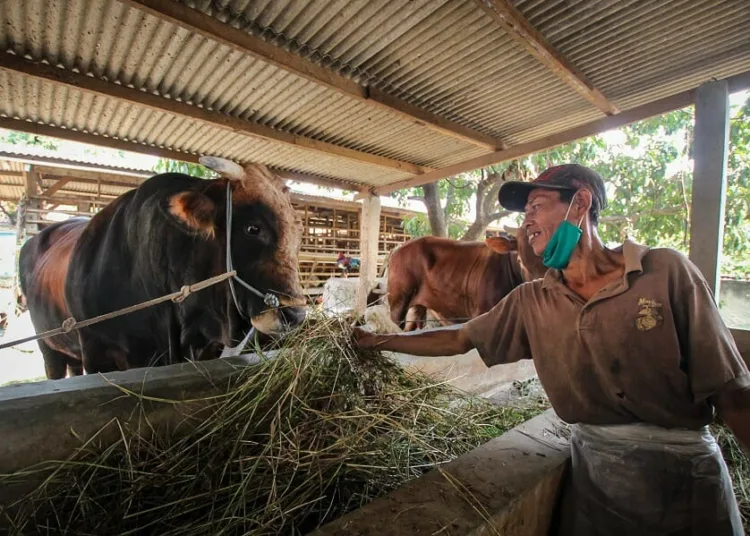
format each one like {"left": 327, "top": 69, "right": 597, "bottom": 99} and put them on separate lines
{"left": 0, "top": 348, "right": 565, "bottom": 534}
{"left": 313, "top": 410, "right": 569, "bottom": 536}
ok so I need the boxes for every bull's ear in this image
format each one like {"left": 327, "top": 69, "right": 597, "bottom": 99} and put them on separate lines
{"left": 168, "top": 191, "right": 217, "bottom": 238}
{"left": 486, "top": 236, "right": 518, "bottom": 254}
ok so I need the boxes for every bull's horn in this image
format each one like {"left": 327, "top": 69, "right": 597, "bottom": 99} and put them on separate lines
{"left": 199, "top": 156, "right": 245, "bottom": 180}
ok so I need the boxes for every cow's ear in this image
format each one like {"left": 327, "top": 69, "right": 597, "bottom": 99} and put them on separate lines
{"left": 486, "top": 236, "right": 517, "bottom": 254}
{"left": 168, "top": 191, "right": 217, "bottom": 238}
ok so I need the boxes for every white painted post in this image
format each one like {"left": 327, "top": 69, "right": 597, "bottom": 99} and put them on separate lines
{"left": 355, "top": 194, "right": 381, "bottom": 316}
{"left": 689, "top": 80, "right": 730, "bottom": 298}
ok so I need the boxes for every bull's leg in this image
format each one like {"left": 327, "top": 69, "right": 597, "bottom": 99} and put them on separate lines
{"left": 80, "top": 335, "right": 128, "bottom": 374}
{"left": 39, "top": 341, "right": 69, "bottom": 380}
{"left": 168, "top": 310, "right": 182, "bottom": 365}
{"left": 195, "top": 341, "right": 223, "bottom": 361}
{"left": 66, "top": 358, "right": 84, "bottom": 376}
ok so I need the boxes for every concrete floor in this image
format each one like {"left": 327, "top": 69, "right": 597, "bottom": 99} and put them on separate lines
{"left": 0, "top": 310, "right": 46, "bottom": 386}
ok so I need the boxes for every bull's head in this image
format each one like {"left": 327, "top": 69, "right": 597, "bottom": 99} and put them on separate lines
{"left": 168, "top": 156, "right": 306, "bottom": 338}
{"left": 485, "top": 226, "right": 547, "bottom": 282}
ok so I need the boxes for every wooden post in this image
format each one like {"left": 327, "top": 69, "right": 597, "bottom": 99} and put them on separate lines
{"left": 689, "top": 80, "right": 730, "bottom": 298}
{"left": 355, "top": 195, "right": 381, "bottom": 316}
{"left": 23, "top": 165, "right": 38, "bottom": 198}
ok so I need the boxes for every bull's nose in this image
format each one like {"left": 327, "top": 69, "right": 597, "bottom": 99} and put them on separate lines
{"left": 281, "top": 306, "right": 307, "bottom": 328}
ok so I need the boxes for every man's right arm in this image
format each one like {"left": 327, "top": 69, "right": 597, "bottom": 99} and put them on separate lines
{"left": 352, "top": 326, "right": 474, "bottom": 356}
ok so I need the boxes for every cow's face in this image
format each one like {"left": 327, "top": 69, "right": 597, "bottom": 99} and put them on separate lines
{"left": 169, "top": 157, "right": 306, "bottom": 337}
{"left": 485, "top": 229, "right": 547, "bottom": 281}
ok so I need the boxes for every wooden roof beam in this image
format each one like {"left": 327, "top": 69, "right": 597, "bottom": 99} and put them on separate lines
{"left": 0, "top": 118, "right": 367, "bottom": 193}
{"left": 0, "top": 54, "right": 430, "bottom": 177}
{"left": 121, "top": 0, "right": 505, "bottom": 151}
{"left": 371, "top": 70, "right": 750, "bottom": 196}
{"left": 474, "top": 0, "right": 619, "bottom": 116}
{"left": 40, "top": 177, "right": 74, "bottom": 197}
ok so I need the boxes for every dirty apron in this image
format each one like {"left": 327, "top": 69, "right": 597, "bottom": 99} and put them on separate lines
{"left": 568, "top": 422, "right": 743, "bottom": 536}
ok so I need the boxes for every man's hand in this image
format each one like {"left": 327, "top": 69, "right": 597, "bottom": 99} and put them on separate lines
{"left": 351, "top": 327, "right": 391, "bottom": 350}
{"left": 351, "top": 325, "right": 474, "bottom": 357}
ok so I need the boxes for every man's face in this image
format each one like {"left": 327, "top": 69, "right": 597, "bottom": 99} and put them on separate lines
{"left": 522, "top": 189, "right": 572, "bottom": 256}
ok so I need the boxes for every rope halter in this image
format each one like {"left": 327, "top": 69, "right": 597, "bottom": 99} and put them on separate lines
{"left": 225, "top": 183, "right": 281, "bottom": 317}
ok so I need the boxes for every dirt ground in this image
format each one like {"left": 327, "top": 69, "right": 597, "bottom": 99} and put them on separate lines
{"left": 0, "top": 286, "right": 46, "bottom": 386}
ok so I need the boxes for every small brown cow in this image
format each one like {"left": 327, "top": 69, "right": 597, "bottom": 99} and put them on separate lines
{"left": 386, "top": 230, "right": 546, "bottom": 331}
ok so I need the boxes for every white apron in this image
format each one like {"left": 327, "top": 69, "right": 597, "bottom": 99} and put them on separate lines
{"left": 565, "top": 422, "right": 744, "bottom": 536}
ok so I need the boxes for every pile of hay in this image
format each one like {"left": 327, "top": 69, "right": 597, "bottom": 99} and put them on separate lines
{"left": 0, "top": 318, "right": 546, "bottom": 535}
{"left": 714, "top": 423, "right": 750, "bottom": 531}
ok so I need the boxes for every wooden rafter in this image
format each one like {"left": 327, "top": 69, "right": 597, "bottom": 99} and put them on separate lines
{"left": 33, "top": 167, "right": 146, "bottom": 186}
{"left": 0, "top": 54, "right": 431, "bottom": 177}
{"left": 122, "top": 0, "right": 505, "bottom": 151}
{"left": 474, "top": 0, "right": 619, "bottom": 116}
{"left": 370, "top": 69, "right": 750, "bottom": 196}
{"left": 0, "top": 118, "right": 367, "bottom": 193}
{"left": 40, "top": 177, "right": 74, "bottom": 197}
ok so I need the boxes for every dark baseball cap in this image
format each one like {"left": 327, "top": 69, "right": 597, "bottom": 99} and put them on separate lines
{"left": 498, "top": 164, "right": 608, "bottom": 213}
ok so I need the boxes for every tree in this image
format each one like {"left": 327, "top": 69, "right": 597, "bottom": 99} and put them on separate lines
{"left": 0, "top": 131, "right": 59, "bottom": 150}
{"left": 396, "top": 159, "right": 531, "bottom": 240}
{"left": 394, "top": 93, "right": 750, "bottom": 278}
{"left": 0, "top": 202, "right": 17, "bottom": 226}
{"left": 153, "top": 159, "right": 214, "bottom": 178}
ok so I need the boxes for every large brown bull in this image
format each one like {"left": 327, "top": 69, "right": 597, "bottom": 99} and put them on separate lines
{"left": 386, "top": 230, "right": 546, "bottom": 331}
{"left": 19, "top": 157, "right": 306, "bottom": 379}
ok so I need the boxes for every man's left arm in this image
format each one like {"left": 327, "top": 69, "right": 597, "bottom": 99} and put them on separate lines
{"left": 714, "top": 387, "right": 750, "bottom": 453}
{"left": 671, "top": 256, "right": 750, "bottom": 452}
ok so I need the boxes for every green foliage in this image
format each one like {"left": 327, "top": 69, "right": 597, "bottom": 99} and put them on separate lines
{"left": 393, "top": 94, "right": 750, "bottom": 278}
{"left": 725, "top": 98, "right": 750, "bottom": 278}
{"left": 0, "top": 131, "right": 59, "bottom": 150}
{"left": 153, "top": 158, "right": 215, "bottom": 178}
{"left": 402, "top": 213, "right": 467, "bottom": 239}
{"left": 528, "top": 107, "right": 696, "bottom": 254}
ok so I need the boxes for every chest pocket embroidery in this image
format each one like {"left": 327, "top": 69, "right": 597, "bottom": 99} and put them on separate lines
{"left": 637, "top": 298, "right": 663, "bottom": 331}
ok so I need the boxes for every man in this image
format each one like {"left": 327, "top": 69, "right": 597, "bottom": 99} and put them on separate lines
{"left": 354, "top": 164, "right": 750, "bottom": 535}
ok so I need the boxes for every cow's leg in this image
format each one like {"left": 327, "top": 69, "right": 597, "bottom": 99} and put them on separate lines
{"left": 426, "top": 309, "right": 452, "bottom": 328}
{"left": 39, "top": 341, "right": 69, "bottom": 380}
{"left": 388, "top": 288, "right": 414, "bottom": 330}
{"left": 404, "top": 305, "right": 426, "bottom": 332}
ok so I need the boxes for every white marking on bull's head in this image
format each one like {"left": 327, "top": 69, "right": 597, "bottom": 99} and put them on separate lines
{"left": 199, "top": 156, "right": 245, "bottom": 180}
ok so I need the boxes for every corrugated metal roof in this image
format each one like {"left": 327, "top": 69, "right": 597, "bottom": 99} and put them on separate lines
{"left": 0, "top": 143, "right": 155, "bottom": 174}
{"left": 515, "top": 0, "right": 750, "bottom": 106}
{"left": 1, "top": 0, "right": 749, "bottom": 191}
{"left": 0, "top": 155, "right": 144, "bottom": 199}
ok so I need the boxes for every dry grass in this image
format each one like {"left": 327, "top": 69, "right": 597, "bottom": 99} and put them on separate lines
{"left": 0, "top": 317, "right": 545, "bottom": 535}
{"left": 713, "top": 423, "right": 750, "bottom": 531}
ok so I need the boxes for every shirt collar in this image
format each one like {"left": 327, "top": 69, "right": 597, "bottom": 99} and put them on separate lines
{"left": 541, "top": 239, "right": 650, "bottom": 290}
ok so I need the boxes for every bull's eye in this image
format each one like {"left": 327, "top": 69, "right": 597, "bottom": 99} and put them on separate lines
{"left": 245, "top": 224, "right": 261, "bottom": 236}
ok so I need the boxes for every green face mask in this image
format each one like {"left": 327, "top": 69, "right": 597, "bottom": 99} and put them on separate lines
{"left": 541, "top": 196, "right": 584, "bottom": 270}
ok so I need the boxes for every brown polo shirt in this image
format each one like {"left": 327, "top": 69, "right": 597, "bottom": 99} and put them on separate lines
{"left": 464, "top": 240, "right": 750, "bottom": 429}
